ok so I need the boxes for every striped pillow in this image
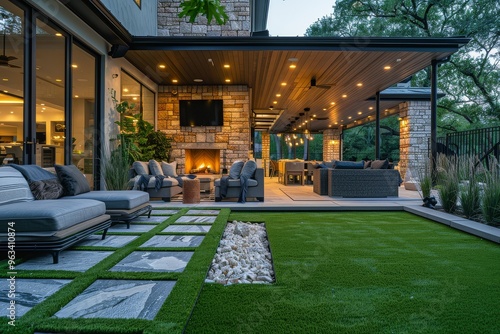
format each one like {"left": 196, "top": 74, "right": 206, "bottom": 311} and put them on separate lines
{"left": 0, "top": 166, "right": 34, "bottom": 206}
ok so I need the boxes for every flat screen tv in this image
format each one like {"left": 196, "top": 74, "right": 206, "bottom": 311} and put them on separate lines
{"left": 179, "top": 99, "right": 223, "bottom": 126}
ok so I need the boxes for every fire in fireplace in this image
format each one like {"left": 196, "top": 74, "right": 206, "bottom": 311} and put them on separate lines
{"left": 185, "top": 149, "right": 220, "bottom": 174}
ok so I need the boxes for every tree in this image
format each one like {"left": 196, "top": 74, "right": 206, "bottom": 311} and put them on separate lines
{"left": 178, "top": 0, "right": 228, "bottom": 24}
{"left": 306, "top": 0, "right": 500, "bottom": 132}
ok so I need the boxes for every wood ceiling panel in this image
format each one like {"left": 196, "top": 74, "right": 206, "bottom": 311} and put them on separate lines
{"left": 126, "top": 38, "right": 464, "bottom": 132}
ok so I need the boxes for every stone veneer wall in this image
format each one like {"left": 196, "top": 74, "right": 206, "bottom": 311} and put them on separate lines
{"left": 157, "top": 85, "right": 251, "bottom": 174}
{"left": 322, "top": 128, "right": 342, "bottom": 161}
{"left": 157, "top": 0, "right": 251, "bottom": 36}
{"left": 399, "top": 101, "right": 431, "bottom": 180}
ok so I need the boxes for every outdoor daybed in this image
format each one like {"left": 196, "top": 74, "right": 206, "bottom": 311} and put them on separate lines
{"left": 0, "top": 166, "right": 112, "bottom": 263}
{"left": 214, "top": 160, "right": 264, "bottom": 202}
{"left": 12, "top": 164, "right": 152, "bottom": 229}
{"left": 313, "top": 159, "right": 402, "bottom": 197}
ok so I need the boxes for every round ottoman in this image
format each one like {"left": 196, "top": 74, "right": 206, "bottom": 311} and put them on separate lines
{"left": 183, "top": 178, "right": 200, "bottom": 204}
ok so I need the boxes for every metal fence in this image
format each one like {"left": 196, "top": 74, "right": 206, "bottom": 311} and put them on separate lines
{"left": 437, "top": 126, "right": 500, "bottom": 167}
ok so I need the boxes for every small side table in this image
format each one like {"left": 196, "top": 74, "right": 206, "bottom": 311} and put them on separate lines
{"left": 183, "top": 178, "right": 200, "bottom": 204}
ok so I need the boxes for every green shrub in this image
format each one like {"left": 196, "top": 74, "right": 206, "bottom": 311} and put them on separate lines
{"left": 457, "top": 156, "right": 481, "bottom": 219}
{"left": 481, "top": 165, "right": 500, "bottom": 226}
{"left": 437, "top": 154, "right": 459, "bottom": 213}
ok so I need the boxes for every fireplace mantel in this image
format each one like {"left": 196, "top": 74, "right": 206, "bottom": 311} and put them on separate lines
{"left": 176, "top": 143, "right": 228, "bottom": 150}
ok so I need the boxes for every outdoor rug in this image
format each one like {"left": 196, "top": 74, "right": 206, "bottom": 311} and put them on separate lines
{"left": 279, "top": 187, "right": 332, "bottom": 201}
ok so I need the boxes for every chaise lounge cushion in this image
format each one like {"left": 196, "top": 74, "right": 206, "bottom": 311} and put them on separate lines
{"left": 55, "top": 164, "right": 91, "bottom": 196}
{"left": 68, "top": 190, "right": 149, "bottom": 210}
{"left": 0, "top": 198, "right": 106, "bottom": 236}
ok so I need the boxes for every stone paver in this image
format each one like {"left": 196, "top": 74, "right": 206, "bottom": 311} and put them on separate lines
{"left": 141, "top": 235, "right": 205, "bottom": 248}
{"left": 54, "top": 279, "right": 176, "bottom": 320}
{"left": 175, "top": 216, "right": 216, "bottom": 224}
{"left": 109, "top": 251, "right": 194, "bottom": 272}
{"left": 17, "top": 251, "right": 113, "bottom": 272}
{"left": 163, "top": 225, "right": 211, "bottom": 233}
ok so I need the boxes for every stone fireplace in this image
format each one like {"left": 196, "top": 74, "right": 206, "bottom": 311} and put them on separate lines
{"left": 157, "top": 85, "right": 251, "bottom": 174}
{"left": 185, "top": 149, "right": 220, "bottom": 174}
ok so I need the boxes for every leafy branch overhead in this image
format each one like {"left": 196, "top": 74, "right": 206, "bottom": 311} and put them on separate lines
{"left": 179, "top": 0, "right": 228, "bottom": 25}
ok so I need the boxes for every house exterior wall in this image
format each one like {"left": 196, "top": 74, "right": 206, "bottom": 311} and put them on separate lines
{"left": 158, "top": 85, "right": 251, "bottom": 174}
{"left": 100, "top": 0, "right": 157, "bottom": 36}
{"left": 399, "top": 101, "right": 431, "bottom": 181}
{"left": 157, "top": 0, "right": 251, "bottom": 36}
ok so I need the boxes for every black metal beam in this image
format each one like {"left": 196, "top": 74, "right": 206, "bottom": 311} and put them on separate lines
{"left": 129, "top": 36, "right": 470, "bottom": 52}
{"left": 431, "top": 59, "right": 438, "bottom": 178}
{"left": 375, "top": 91, "right": 381, "bottom": 159}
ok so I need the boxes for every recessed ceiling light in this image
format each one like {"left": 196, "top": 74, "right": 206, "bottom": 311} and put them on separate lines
{"left": 396, "top": 59, "right": 401, "bottom": 62}
{"left": 356, "top": 83, "right": 363, "bottom": 87}
{"left": 225, "top": 79, "right": 231, "bottom": 83}
{"left": 10, "top": 111, "right": 14, "bottom": 114}
{"left": 3, "top": 90, "right": 8, "bottom": 93}
{"left": 223, "top": 64, "right": 230, "bottom": 68}
{"left": 334, "top": 122, "right": 338, "bottom": 125}
{"left": 342, "top": 94, "right": 347, "bottom": 98}
{"left": 71, "top": 64, "right": 78, "bottom": 68}
{"left": 2, "top": 78, "right": 8, "bottom": 81}
{"left": 289, "top": 64, "right": 296, "bottom": 69}
{"left": 276, "top": 94, "right": 281, "bottom": 97}
{"left": 358, "top": 111, "right": 362, "bottom": 115}
{"left": 123, "top": 88, "right": 129, "bottom": 92}
{"left": 330, "top": 102, "right": 335, "bottom": 105}
{"left": 348, "top": 116, "right": 352, "bottom": 119}
{"left": 323, "top": 108, "right": 327, "bottom": 111}
{"left": 369, "top": 106, "right": 373, "bottom": 110}
{"left": 172, "top": 79, "right": 178, "bottom": 83}
{"left": 132, "top": 97, "right": 138, "bottom": 100}
{"left": 158, "top": 64, "right": 166, "bottom": 69}
{"left": 384, "top": 66, "right": 391, "bottom": 70}
{"left": 194, "top": 79, "right": 203, "bottom": 82}
{"left": 74, "top": 95, "right": 79, "bottom": 98}
{"left": 281, "top": 82, "right": 287, "bottom": 86}
{"left": 55, "top": 33, "right": 63, "bottom": 37}
{"left": 273, "top": 101, "right": 278, "bottom": 104}
{"left": 41, "top": 103, "right": 45, "bottom": 106}
{"left": 55, "top": 79, "right": 62, "bottom": 82}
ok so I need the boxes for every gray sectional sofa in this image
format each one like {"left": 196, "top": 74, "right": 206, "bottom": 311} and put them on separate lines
{"left": 128, "top": 161, "right": 183, "bottom": 202}
{"left": 0, "top": 166, "right": 112, "bottom": 263}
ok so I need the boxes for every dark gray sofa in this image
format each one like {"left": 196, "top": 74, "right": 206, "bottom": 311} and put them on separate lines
{"left": 0, "top": 166, "right": 111, "bottom": 263}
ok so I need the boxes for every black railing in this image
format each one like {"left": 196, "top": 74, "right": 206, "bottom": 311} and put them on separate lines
{"left": 437, "top": 126, "right": 500, "bottom": 167}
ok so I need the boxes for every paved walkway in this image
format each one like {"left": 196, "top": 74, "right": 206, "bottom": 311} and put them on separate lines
{"left": 0, "top": 209, "right": 220, "bottom": 320}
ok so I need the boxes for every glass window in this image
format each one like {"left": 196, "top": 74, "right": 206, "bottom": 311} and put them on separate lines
{"left": 0, "top": 3, "right": 24, "bottom": 165}
{"left": 121, "top": 71, "right": 155, "bottom": 124}
{"left": 72, "top": 43, "right": 96, "bottom": 189}
{"left": 36, "top": 18, "right": 66, "bottom": 167}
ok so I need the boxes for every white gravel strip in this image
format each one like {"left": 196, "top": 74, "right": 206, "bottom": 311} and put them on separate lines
{"left": 205, "top": 221, "right": 275, "bottom": 285}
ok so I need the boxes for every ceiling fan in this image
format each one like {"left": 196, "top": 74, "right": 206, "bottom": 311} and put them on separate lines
{"left": 0, "top": 31, "right": 20, "bottom": 68}
{"left": 309, "top": 77, "right": 333, "bottom": 90}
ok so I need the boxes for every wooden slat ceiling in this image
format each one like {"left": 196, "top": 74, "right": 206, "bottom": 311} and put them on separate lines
{"left": 126, "top": 37, "right": 466, "bottom": 133}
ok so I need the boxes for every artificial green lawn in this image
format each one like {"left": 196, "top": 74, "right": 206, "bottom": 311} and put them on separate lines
{"left": 185, "top": 211, "right": 500, "bottom": 334}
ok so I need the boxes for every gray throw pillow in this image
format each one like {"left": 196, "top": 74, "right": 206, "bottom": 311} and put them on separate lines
{"left": 132, "top": 161, "right": 149, "bottom": 175}
{"left": 161, "top": 161, "right": 178, "bottom": 177}
{"left": 371, "top": 159, "right": 389, "bottom": 169}
{"left": 55, "top": 164, "right": 91, "bottom": 196}
{"left": 229, "top": 160, "right": 245, "bottom": 179}
{"left": 240, "top": 160, "right": 257, "bottom": 179}
{"left": 149, "top": 160, "right": 163, "bottom": 176}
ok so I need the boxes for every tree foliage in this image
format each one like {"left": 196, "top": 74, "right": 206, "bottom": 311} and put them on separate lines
{"left": 179, "top": 0, "right": 228, "bottom": 25}
{"left": 306, "top": 0, "right": 500, "bottom": 133}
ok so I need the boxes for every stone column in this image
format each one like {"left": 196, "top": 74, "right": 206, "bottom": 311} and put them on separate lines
{"left": 261, "top": 132, "right": 270, "bottom": 176}
{"left": 322, "top": 128, "right": 342, "bottom": 161}
{"left": 399, "top": 101, "right": 431, "bottom": 181}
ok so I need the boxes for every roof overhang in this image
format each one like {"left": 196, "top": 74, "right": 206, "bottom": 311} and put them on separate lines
{"left": 126, "top": 36, "right": 468, "bottom": 133}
